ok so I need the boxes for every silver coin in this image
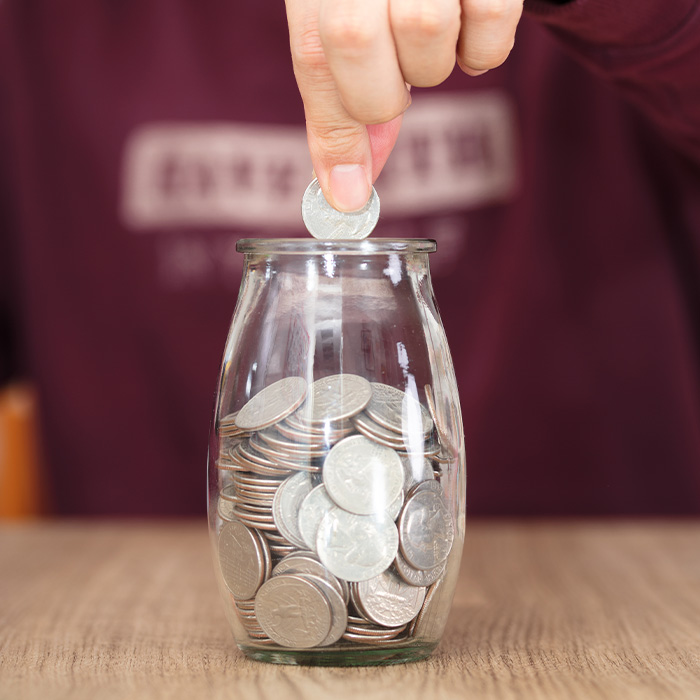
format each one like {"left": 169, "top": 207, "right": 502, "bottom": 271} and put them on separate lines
{"left": 323, "top": 435, "right": 404, "bottom": 515}
{"left": 272, "top": 471, "right": 316, "bottom": 549}
{"left": 272, "top": 551, "right": 349, "bottom": 604}
{"left": 284, "top": 412, "right": 354, "bottom": 436}
{"left": 386, "top": 489, "right": 404, "bottom": 522}
{"left": 400, "top": 455, "right": 435, "bottom": 491}
{"left": 317, "top": 507, "right": 399, "bottom": 582}
{"left": 252, "top": 527, "right": 273, "bottom": 581}
{"left": 355, "top": 568, "right": 426, "bottom": 627}
{"left": 250, "top": 435, "right": 329, "bottom": 462}
{"left": 298, "top": 374, "right": 372, "bottom": 424}
{"left": 398, "top": 488, "right": 454, "bottom": 570}
{"left": 297, "top": 484, "right": 337, "bottom": 552}
{"left": 218, "top": 520, "right": 266, "bottom": 600}
{"left": 298, "top": 574, "right": 348, "bottom": 646}
{"left": 217, "top": 496, "right": 237, "bottom": 522}
{"left": 301, "top": 178, "right": 380, "bottom": 241}
{"left": 366, "top": 383, "right": 433, "bottom": 436}
{"left": 254, "top": 574, "right": 332, "bottom": 648}
{"left": 396, "top": 441, "right": 441, "bottom": 459}
{"left": 394, "top": 549, "right": 445, "bottom": 587}
{"left": 353, "top": 412, "right": 405, "bottom": 445}
{"left": 235, "top": 377, "right": 308, "bottom": 431}
{"left": 256, "top": 429, "right": 326, "bottom": 453}
{"left": 408, "top": 478, "right": 446, "bottom": 498}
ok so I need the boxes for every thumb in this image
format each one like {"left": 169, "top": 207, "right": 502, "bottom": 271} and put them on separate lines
{"left": 306, "top": 119, "right": 373, "bottom": 213}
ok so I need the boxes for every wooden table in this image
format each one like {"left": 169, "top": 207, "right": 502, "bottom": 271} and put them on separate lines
{"left": 1, "top": 520, "right": 699, "bottom": 699}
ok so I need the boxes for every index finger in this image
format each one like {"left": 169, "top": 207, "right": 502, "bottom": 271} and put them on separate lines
{"left": 285, "top": 0, "right": 374, "bottom": 212}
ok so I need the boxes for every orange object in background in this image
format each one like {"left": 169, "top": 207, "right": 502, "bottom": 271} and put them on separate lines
{"left": 0, "top": 383, "right": 46, "bottom": 518}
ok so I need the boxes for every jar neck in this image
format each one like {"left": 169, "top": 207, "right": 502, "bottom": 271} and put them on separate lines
{"left": 236, "top": 238, "right": 436, "bottom": 256}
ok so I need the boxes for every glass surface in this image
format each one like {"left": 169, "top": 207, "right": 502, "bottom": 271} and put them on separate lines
{"left": 208, "top": 238, "right": 466, "bottom": 666}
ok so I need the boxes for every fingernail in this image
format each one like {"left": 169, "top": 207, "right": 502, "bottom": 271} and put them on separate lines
{"left": 329, "top": 165, "right": 370, "bottom": 212}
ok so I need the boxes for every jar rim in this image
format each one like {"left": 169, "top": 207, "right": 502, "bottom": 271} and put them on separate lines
{"left": 236, "top": 238, "right": 436, "bottom": 254}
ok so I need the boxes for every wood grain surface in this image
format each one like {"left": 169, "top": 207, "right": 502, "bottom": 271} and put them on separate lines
{"left": 1, "top": 520, "right": 699, "bottom": 700}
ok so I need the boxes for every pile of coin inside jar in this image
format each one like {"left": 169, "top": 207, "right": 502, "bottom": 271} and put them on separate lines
{"left": 215, "top": 374, "right": 456, "bottom": 649}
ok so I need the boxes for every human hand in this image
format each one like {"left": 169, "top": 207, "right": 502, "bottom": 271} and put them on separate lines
{"left": 285, "top": 0, "right": 524, "bottom": 212}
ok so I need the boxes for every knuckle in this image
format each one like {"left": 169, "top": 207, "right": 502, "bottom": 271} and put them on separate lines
{"left": 290, "top": 27, "right": 327, "bottom": 70}
{"left": 309, "top": 122, "right": 366, "bottom": 157}
{"left": 320, "top": 12, "right": 379, "bottom": 52}
{"left": 393, "top": 2, "right": 457, "bottom": 39}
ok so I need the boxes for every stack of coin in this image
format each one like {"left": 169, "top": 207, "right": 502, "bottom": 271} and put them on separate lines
{"left": 215, "top": 373, "right": 456, "bottom": 649}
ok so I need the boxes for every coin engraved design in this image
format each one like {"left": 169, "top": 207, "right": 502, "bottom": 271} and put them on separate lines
{"left": 272, "top": 471, "right": 316, "bottom": 549}
{"left": 299, "top": 574, "right": 348, "bottom": 646}
{"left": 272, "top": 552, "right": 349, "bottom": 604}
{"left": 399, "top": 488, "right": 454, "bottom": 570}
{"left": 386, "top": 489, "right": 404, "bottom": 522}
{"left": 394, "top": 549, "right": 445, "bottom": 587}
{"left": 254, "top": 574, "right": 332, "bottom": 648}
{"left": 301, "top": 178, "right": 380, "bottom": 240}
{"left": 323, "top": 435, "right": 404, "bottom": 515}
{"left": 317, "top": 507, "right": 399, "bottom": 582}
{"left": 235, "top": 377, "right": 308, "bottom": 431}
{"left": 217, "top": 496, "right": 237, "bottom": 523}
{"left": 366, "top": 383, "right": 433, "bottom": 436}
{"left": 218, "top": 520, "right": 265, "bottom": 600}
{"left": 300, "top": 374, "right": 372, "bottom": 423}
{"left": 401, "top": 455, "right": 435, "bottom": 491}
{"left": 297, "top": 484, "right": 337, "bottom": 552}
{"left": 355, "top": 568, "right": 426, "bottom": 627}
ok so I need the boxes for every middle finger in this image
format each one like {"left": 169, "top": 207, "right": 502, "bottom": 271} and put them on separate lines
{"left": 319, "top": 0, "right": 411, "bottom": 124}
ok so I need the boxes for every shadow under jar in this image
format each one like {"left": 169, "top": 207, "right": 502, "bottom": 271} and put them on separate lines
{"left": 208, "top": 238, "right": 466, "bottom": 666}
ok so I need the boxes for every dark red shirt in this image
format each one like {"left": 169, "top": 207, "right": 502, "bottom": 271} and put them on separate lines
{"left": 1, "top": 0, "right": 699, "bottom": 515}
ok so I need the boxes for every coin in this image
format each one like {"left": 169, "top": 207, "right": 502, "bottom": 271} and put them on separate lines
{"left": 301, "top": 178, "right": 380, "bottom": 241}
{"left": 298, "top": 574, "right": 348, "bottom": 646}
{"left": 394, "top": 549, "right": 445, "bottom": 587}
{"left": 217, "top": 496, "right": 237, "bottom": 523}
{"left": 299, "top": 374, "right": 372, "bottom": 424}
{"left": 255, "top": 574, "right": 333, "bottom": 648}
{"left": 316, "top": 507, "right": 399, "bottom": 582}
{"left": 354, "top": 568, "right": 426, "bottom": 627}
{"left": 400, "top": 455, "right": 435, "bottom": 491}
{"left": 353, "top": 412, "right": 406, "bottom": 446}
{"left": 255, "top": 574, "right": 332, "bottom": 649}
{"left": 272, "top": 471, "right": 316, "bottom": 549}
{"left": 297, "top": 484, "right": 336, "bottom": 552}
{"left": 252, "top": 528, "right": 273, "bottom": 581}
{"left": 323, "top": 435, "right": 403, "bottom": 515}
{"left": 365, "top": 383, "right": 433, "bottom": 436}
{"left": 235, "top": 377, "right": 308, "bottom": 431}
{"left": 386, "top": 489, "right": 404, "bottom": 522}
{"left": 218, "top": 520, "right": 266, "bottom": 600}
{"left": 398, "top": 487, "right": 454, "bottom": 571}
{"left": 272, "top": 551, "right": 349, "bottom": 604}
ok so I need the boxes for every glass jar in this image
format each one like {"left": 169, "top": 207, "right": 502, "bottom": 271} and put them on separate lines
{"left": 207, "top": 238, "right": 465, "bottom": 666}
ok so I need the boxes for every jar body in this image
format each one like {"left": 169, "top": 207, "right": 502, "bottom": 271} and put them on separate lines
{"left": 208, "top": 239, "right": 465, "bottom": 666}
